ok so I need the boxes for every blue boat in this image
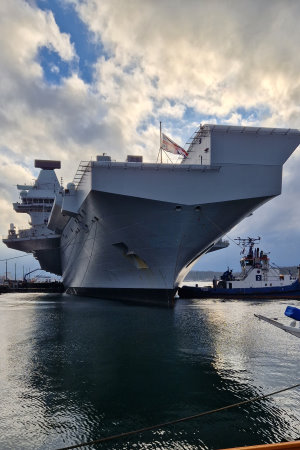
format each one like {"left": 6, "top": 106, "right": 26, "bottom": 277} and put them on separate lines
{"left": 178, "top": 237, "right": 300, "bottom": 299}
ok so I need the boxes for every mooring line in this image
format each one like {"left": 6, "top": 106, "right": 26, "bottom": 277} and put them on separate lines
{"left": 56, "top": 382, "right": 300, "bottom": 450}
{"left": 0, "top": 254, "right": 30, "bottom": 261}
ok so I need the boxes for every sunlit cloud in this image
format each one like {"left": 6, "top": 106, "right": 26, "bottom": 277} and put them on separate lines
{"left": 0, "top": 0, "right": 300, "bottom": 269}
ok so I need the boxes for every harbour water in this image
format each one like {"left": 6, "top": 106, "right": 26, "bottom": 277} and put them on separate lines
{"left": 0, "top": 291, "right": 299, "bottom": 450}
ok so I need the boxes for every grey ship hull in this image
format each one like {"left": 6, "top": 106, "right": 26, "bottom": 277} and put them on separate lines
{"left": 55, "top": 124, "right": 300, "bottom": 305}
{"left": 5, "top": 124, "right": 299, "bottom": 306}
{"left": 61, "top": 190, "right": 269, "bottom": 305}
{"left": 58, "top": 163, "right": 278, "bottom": 305}
{"left": 4, "top": 235, "right": 62, "bottom": 275}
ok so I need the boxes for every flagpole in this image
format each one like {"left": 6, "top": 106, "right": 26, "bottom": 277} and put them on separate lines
{"left": 160, "top": 121, "right": 162, "bottom": 164}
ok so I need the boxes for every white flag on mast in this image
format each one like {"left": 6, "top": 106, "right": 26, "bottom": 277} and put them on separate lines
{"left": 161, "top": 133, "right": 188, "bottom": 158}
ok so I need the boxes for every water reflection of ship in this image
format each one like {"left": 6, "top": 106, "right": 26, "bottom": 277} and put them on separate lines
{"left": 20, "top": 296, "right": 299, "bottom": 449}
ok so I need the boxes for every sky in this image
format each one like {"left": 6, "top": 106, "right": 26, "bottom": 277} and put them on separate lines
{"left": 1, "top": 0, "right": 300, "bottom": 278}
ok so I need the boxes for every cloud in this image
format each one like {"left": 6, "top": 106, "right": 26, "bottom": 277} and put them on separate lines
{"left": 70, "top": 0, "right": 300, "bottom": 127}
{"left": 0, "top": 2, "right": 109, "bottom": 175}
{"left": 0, "top": 152, "right": 36, "bottom": 239}
{"left": 1, "top": 0, "right": 300, "bottom": 268}
{"left": 0, "top": 0, "right": 75, "bottom": 75}
{"left": 62, "top": 0, "right": 300, "bottom": 270}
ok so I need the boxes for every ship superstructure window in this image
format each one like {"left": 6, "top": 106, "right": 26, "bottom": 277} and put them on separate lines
{"left": 126, "top": 155, "right": 143, "bottom": 163}
{"left": 22, "top": 198, "right": 54, "bottom": 204}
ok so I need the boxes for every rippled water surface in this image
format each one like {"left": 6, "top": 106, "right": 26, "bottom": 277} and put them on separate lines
{"left": 0, "top": 292, "right": 299, "bottom": 450}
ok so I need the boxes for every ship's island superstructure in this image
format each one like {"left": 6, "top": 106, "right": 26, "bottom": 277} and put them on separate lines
{"left": 4, "top": 160, "right": 62, "bottom": 274}
{"left": 3, "top": 124, "right": 300, "bottom": 305}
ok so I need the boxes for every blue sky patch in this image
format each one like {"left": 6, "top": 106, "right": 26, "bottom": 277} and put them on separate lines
{"left": 235, "top": 106, "right": 271, "bottom": 123}
{"left": 38, "top": 46, "right": 73, "bottom": 84}
{"left": 36, "top": 0, "right": 107, "bottom": 83}
{"left": 183, "top": 106, "right": 215, "bottom": 125}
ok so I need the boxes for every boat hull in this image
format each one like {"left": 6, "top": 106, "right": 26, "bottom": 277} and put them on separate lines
{"left": 66, "top": 287, "right": 177, "bottom": 306}
{"left": 178, "top": 281, "right": 300, "bottom": 300}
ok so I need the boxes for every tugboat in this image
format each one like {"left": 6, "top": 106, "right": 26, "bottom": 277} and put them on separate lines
{"left": 178, "top": 237, "right": 300, "bottom": 299}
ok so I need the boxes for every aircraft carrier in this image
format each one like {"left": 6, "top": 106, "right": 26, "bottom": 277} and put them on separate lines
{"left": 3, "top": 124, "right": 300, "bottom": 305}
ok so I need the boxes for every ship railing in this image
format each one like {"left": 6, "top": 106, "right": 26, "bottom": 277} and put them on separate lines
{"left": 72, "top": 161, "right": 92, "bottom": 189}
{"left": 263, "top": 275, "right": 293, "bottom": 281}
{"left": 238, "top": 267, "right": 253, "bottom": 280}
{"left": 185, "top": 125, "right": 210, "bottom": 153}
{"left": 5, "top": 227, "right": 52, "bottom": 240}
{"left": 18, "top": 228, "right": 36, "bottom": 238}
{"left": 4, "top": 228, "right": 34, "bottom": 240}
